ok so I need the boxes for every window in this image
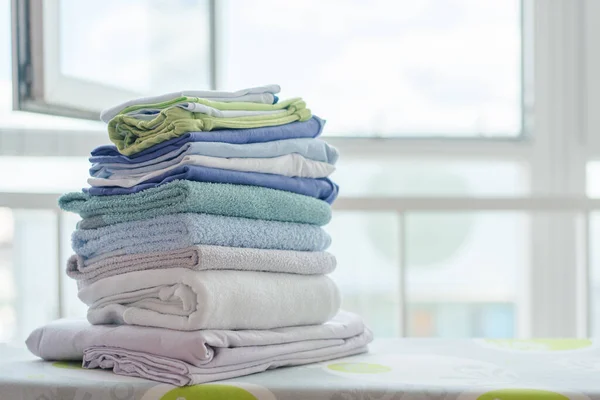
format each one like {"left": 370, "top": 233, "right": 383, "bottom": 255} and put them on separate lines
{"left": 12, "top": 0, "right": 211, "bottom": 119}
{"left": 3, "top": 0, "right": 600, "bottom": 343}
{"left": 218, "top": 0, "right": 523, "bottom": 137}
{"left": 14, "top": 0, "right": 523, "bottom": 137}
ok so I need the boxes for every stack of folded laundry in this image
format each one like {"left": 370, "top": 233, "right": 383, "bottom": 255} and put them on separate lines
{"left": 26, "top": 85, "right": 372, "bottom": 386}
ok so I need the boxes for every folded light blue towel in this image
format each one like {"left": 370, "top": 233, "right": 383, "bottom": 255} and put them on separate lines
{"left": 60, "top": 180, "right": 331, "bottom": 229}
{"left": 89, "top": 116, "right": 325, "bottom": 163}
{"left": 72, "top": 213, "right": 331, "bottom": 260}
{"left": 90, "top": 138, "right": 339, "bottom": 178}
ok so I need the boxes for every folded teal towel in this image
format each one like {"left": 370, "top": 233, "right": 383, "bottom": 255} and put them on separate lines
{"left": 72, "top": 213, "right": 331, "bottom": 260}
{"left": 59, "top": 180, "right": 331, "bottom": 229}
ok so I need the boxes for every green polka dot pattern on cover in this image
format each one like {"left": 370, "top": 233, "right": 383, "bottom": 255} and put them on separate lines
{"left": 484, "top": 339, "right": 592, "bottom": 351}
{"left": 51, "top": 361, "right": 82, "bottom": 370}
{"left": 159, "top": 384, "right": 258, "bottom": 400}
{"left": 477, "top": 388, "right": 569, "bottom": 400}
{"left": 327, "top": 362, "right": 392, "bottom": 374}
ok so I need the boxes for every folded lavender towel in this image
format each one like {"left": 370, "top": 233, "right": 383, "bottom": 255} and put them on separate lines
{"left": 67, "top": 245, "right": 337, "bottom": 286}
{"left": 26, "top": 311, "right": 372, "bottom": 386}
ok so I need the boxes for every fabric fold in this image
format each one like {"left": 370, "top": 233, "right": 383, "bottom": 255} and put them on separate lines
{"left": 91, "top": 116, "right": 325, "bottom": 161}
{"left": 109, "top": 98, "right": 311, "bottom": 156}
{"left": 84, "top": 333, "right": 370, "bottom": 386}
{"left": 88, "top": 154, "right": 335, "bottom": 188}
{"left": 71, "top": 213, "right": 331, "bottom": 259}
{"left": 100, "top": 84, "right": 281, "bottom": 123}
{"left": 84, "top": 164, "right": 339, "bottom": 204}
{"left": 89, "top": 139, "right": 339, "bottom": 179}
{"left": 67, "top": 245, "right": 337, "bottom": 286}
{"left": 26, "top": 311, "right": 372, "bottom": 386}
{"left": 79, "top": 268, "right": 341, "bottom": 330}
{"left": 60, "top": 180, "right": 331, "bottom": 229}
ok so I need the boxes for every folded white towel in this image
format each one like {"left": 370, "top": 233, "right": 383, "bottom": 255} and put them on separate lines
{"left": 81, "top": 268, "right": 341, "bottom": 330}
{"left": 100, "top": 84, "right": 280, "bottom": 123}
{"left": 88, "top": 154, "right": 335, "bottom": 188}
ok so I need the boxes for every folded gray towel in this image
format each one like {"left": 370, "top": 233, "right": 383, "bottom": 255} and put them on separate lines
{"left": 67, "top": 245, "right": 336, "bottom": 286}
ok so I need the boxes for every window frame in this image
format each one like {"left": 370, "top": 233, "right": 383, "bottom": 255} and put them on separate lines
{"left": 3, "top": 0, "right": 600, "bottom": 339}
{"left": 12, "top": 0, "right": 527, "bottom": 138}
{"left": 11, "top": 0, "right": 217, "bottom": 121}
{"left": 12, "top": 0, "right": 138, "bottom": 119}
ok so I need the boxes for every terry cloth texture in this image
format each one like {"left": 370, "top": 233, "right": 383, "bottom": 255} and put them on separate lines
{"left": 71, "top": 213, "right": 331, "bottom": 260}
{"left": 66, "top": 245, "right": 337, "bottom": 286}
{"left": 60, "top": 180, "right": 331, "bottom": 229}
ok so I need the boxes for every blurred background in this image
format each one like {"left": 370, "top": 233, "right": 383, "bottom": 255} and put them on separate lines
{"left": 1, "top": 0, "right": 600, "bottom": 342}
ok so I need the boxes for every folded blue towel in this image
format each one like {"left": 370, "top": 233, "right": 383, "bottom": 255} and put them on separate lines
{"left": 84, "top": 165, "right": 339, "bottom": 203}
{"left": 90, "top": 116, "right": 325, "bottom": 163}
{"left": 72, "top": 213, "right": 331, "bottom": 260}
{"left": 90, "top": 138, "right": 339, "bottom": 178}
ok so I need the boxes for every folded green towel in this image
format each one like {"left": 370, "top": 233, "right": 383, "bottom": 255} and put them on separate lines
{"left": 108, "top": 98, "right": 311, "bottom": 156}
{"left": 59, "top": 180, "right": 330, "bottom": 229}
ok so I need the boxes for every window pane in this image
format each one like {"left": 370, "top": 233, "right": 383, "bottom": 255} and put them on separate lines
{"left": 0, "top": 209, "right": 59, "bottom": 343}
{"left": 327, "top": 211, "right": 527, "bottom": 338}
{"left": 587, "top": 162, "right": 600, "bottom": 335}
{"left": 332, "top": 158, "right": 528, "bottom": 197}
{"left": 0, "top": 0, "right": 9, "bottom": 113}
{"left": 590, "top": 213, "right": 600, "bottom": 335}
{"left": 406, "top": 212, "right": 527, "bottom": 338}
{"left": 327, "top": 211, "right": 402, "bottom": 336}
{"left": 587, "top": 162, "right": 600, "bottom": 198}
{"left": 59, "top": 0, "right": 211, "bottom": 95}
{"left": 0, "top": 207, "right": 81, "bottom": 343}
{"left": 0, "top": 1, "right": 102, "bottom": 130}
{"left": 0, "top": 157, "right": 89, "bottom": 193}
{"left": 220, "top": 0, "right": 522, "bottom": 137}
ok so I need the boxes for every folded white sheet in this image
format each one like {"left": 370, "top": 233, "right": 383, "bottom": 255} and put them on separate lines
{"left": 88, "top": 153, "right": 335, "bottom": 188}
{"left": 27, "top": 311, "right": 371, "bottom": 386}
{"left": 81, "top": 268, "right": 341, "bottom": 330}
